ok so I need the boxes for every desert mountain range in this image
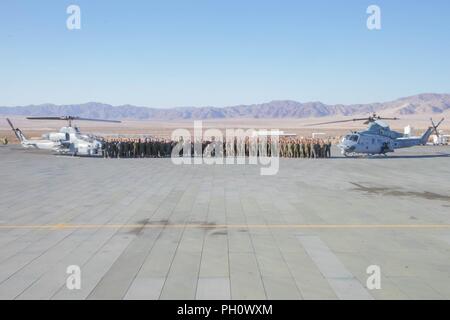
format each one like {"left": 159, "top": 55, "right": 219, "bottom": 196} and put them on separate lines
{"left": 1, "top": 93, "right": 449, "bottom": 121}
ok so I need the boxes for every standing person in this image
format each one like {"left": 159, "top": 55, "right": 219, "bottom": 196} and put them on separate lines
{"left": 160, "top": 139, "right": 165, "bottom": 157}
{"left": 279, "top": 139, "right": 284, "bottom": 157}
{"left": 124, "top": 139, "right": 130, "bottom": 158}
{"left": 138, "top": 138, "right": 143, "bottom": 158}
{"left": 108, "top": 140, "right": 113, "bottom": 158}
{"left": 101, "top": 139, "right": 106, "bottom": 158}
{"left": 308, "top": 140, "right": 313, "bottom": 158}
{"left": 227, "top": 138, "right": 233, "bottom": 158}
{"left": 122, "top": 139, "right": 126, "bottom": 158}
{"left": 303, "top": 139, "right": 308, "bottom": 158}
{"left": 286, "top": 140, "right": 291, "bottom": 158}
{"left": 222, "top": 139, "right": 226, "bottom": 158}
{"left": 286, "top": 139, "right": 290, "bottom": 158}
{"left": 320, "top": 140, "right": 325, "bottom": 158}
{"left": 106, "top": 139, "right": 111, "bottom": 158}
{"left": 117, "top": 139, "right": 122, "bottom": 158}
{"left": 299, "top": 140, "right": 304, "bottom": 158}
{"left": 121, "top": 139, "right": 126, "bottom": 158}
{"left": 318, "top": 140, "right": 323, "bottom": 158}
{"left": 279, "top": 139, "right": 283, "bottom": 157}
{"left": 113, "top": 140, "right": 118, "bottom": 158}
{"left": 313, "top": 140, "right": 319, "bottom": 159}
{"left": 129, "top": 139, "right": 134, "bottom": 158}
{"left": 110, "top": 140, "right": 115, "bottom": 158}
{"left": 109, "top": 139, "right": 115, "bottom": 158}
{"left": 291, "top": 139, "right": 295, "bottom": 158}
{"left": 305, "top": 139, "right": 309, "bottom": 158}
{"left": 245, "top": 137, "right": 249, "bottom": 157}
{"left": 166, "top": 139, "right": 173, "bottom": 157}
{"left": 159, "top": 139, "right": 165, "bottom": 157}
{"left": 321, "top": 140, "right": 326, "bottom": 158}
{"left": 150, "top": 139, "right": 156, "bottom": 157}
{"left": 154, "top": 139, "right": 159, "bottom": 157}
{"left": 144, "top": 138, "right": 150, "bottom": 158}
{"left": 133, "top": 139, "right": 139, "bottom": 158}
{"left": 326, "top": 140, "right": 332, "bottom": 158}
{"left": 130, "top": 139, "right": 134, "bottom": 158}
{"left": 294, "top": 140, "right": 299, "bottom": 158}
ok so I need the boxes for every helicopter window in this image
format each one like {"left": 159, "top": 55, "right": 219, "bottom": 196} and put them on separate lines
{"left": 349, "top": 135, "right": 359, "bottom": 142}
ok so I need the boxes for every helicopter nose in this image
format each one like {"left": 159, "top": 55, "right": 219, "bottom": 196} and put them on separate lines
{"left": 345, "top": 145, "right": 355, "bottom": 152}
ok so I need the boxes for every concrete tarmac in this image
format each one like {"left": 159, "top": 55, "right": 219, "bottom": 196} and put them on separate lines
{"left": 0, "top": 144, "right": 449, "bottom": 299}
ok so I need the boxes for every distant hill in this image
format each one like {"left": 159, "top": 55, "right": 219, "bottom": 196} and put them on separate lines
{"left": 1, "top": 93, "right": 449, "bottom": 120}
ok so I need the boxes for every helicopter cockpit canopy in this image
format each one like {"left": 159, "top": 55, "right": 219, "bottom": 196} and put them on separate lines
{"left": 344, "top": 134, "right": 359, "bottom": 142}
{"left": 41, "top": 132, "right": 70, "bottom": 142}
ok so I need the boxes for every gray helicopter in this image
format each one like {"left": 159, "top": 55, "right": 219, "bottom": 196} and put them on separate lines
{"left": 307, "top": 114, "right": 444, "bottom": 157}
{"left": 7, "top": 116, "right": 121, "bottom": 156}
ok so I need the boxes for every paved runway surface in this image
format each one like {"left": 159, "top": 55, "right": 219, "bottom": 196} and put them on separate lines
{"left": 0, "top": 145, "right": 449, "bottom": 299}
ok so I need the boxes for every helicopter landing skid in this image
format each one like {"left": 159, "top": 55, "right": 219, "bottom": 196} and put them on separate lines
{"left": 344, "top": 152, "right": 384, "bottom": 158}
{"left": 343, "top": 152, "right": 361, "bottom": 158}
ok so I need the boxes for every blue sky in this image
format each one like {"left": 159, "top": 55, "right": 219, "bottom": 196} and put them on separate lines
{"left": 1, "top": 0, "right": 449, "bottom": 107}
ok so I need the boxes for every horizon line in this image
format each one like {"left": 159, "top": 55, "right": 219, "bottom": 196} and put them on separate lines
{"left": 1, "top": 92, "right": 449, "bottom": 110}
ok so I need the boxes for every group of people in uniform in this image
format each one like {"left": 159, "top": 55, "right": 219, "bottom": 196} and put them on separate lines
{"left": 102, "top": 138, "right": 174, "bottom": 158}
{"left": 101, "top": 137, "right": 332, "bottom": 159}
{"left": 277, "top": 137, "right": 332, "bottom": 158}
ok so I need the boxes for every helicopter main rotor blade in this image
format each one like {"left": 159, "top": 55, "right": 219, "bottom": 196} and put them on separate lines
{"left": 27, "top": 116, "right": 121, "bottom": 123}
{"left": 304, "top": 115, "right": 401, "bottom": 127}
{"left": 74, "top": 117, "right": 122, "bottom": 123}
{"left": 26, "top": 116, "right": 67, "bottom": 120}
{"left": 304, "top": 118, "right": 370, "bottom": 126}
{"left": 377, "top": 117, "right": 400, "bottom": 121}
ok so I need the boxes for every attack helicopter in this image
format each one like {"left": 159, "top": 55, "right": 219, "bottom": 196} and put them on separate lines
{"left": 6, "top": 116, "right": 121, "bottom": 156}
{"left": 306, "top": 113, "right": 444, "bottom": 157}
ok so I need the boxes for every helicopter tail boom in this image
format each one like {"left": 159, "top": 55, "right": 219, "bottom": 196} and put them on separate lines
{"left": 6, "top": 118, "right": 28, "bottom": 143}
{"left": 419, "top": 127, "right": 434, "bottom": 145}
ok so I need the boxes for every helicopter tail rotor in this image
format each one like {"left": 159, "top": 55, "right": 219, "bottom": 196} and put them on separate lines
{"left": 430, "top": 118, "right": 444, "bottom": 137}
{"left": 5, "top": 118, "right": 27, "bottom": 142}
